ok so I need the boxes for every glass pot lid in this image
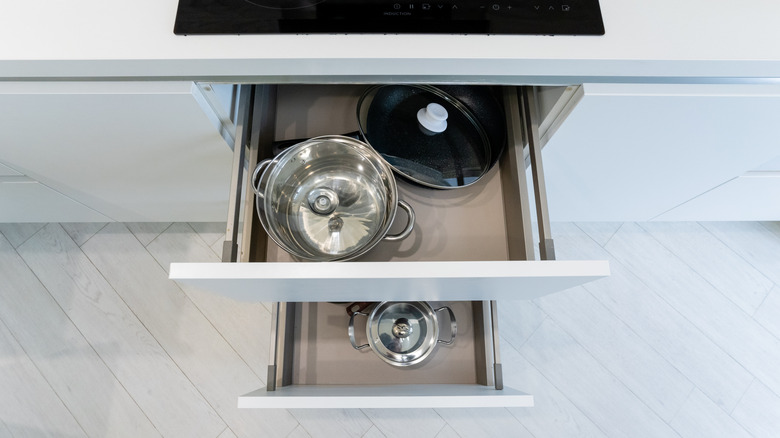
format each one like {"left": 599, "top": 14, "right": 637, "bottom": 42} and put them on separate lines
{"left": 367, "top": 301, "right": 438, "bottom": 366}
{"left": 357, "top": 85, "right": 491, "bottom": 189}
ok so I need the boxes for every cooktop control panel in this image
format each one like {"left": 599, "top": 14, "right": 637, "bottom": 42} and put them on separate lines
{"left": 174, "top": 0, "right": 605, "bottom": 35}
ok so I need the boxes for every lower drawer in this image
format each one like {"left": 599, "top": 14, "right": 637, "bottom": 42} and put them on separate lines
{"left": 243, "top": 301, "right": 533, "bottom": 408}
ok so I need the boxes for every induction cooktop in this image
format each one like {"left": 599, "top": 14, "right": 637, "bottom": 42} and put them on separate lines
{"left": 174, "top": 0, "right": 605, "bottom": 35}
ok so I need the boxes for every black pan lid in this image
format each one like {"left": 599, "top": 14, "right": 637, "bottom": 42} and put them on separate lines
{"left": 358, "top": 84, "right": 491, "bottom": 189}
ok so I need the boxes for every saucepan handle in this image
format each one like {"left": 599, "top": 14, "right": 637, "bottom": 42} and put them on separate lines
{"left": 383, "top": 200, "right": 415, "bottom": 242}
{"left": 435, "top": 306, "right": 457, "bottom": 345}
{"left": 251, "top": 159, "right": 272, "bottom": 198}
{"left": 348, "top": 311, "right": 371, "bottom": 350}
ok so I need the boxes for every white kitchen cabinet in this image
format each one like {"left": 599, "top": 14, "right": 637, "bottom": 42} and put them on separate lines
{"left": 0, "top": 81, "right": 233, "bottom": 222}
{"left": 0, "top": 176, "right": 110, "bottom": 222}
{"left": 170, "top": 85, "right": 610, "bottom": 408}
{"left": 654, "top": 153, "right": 780, "bottom": 220}
{"left": 654, "top": 171, "right": 780, "bottom": 221}
{"left": 0, "top": 163, "right": 22, "bottom": 176}
{"left": 540, "top": 83, "right": 780, "bottom": 221}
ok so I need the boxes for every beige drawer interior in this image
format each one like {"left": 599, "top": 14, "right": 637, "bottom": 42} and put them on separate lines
{"left": 279, "top": 301, "right": 489, "bottom": 387}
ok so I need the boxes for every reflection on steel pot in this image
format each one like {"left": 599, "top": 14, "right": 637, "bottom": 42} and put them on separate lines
{"left": 349, "top": 301, "right": 457, "bottom": 367}
{"left": 252, "top": 135, "right": 415, "bottom": 262}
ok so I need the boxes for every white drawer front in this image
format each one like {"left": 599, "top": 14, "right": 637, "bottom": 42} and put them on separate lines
{"left": 170, "top": 260, "right": 609, "bottom": 302}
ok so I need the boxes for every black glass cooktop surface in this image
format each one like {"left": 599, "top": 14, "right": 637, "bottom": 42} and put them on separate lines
{"left": 174, "top": 0, "right": 605, "bottom": 35}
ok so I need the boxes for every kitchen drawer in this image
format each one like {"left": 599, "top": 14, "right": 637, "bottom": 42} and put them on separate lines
{"left": 170, "top": 85, "right": 608, "bottom": 301}
{"left": 241, "top": 300, "right": 533, "bottom": 408}
{"left": 170, "top": 84, "right": 609, "bottom": 408}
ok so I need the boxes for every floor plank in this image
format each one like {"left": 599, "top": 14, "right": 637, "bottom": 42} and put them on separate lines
{"left": 81, "top": 223, "right": 299, "bottom": 438}
{"left": 433, "top": 425, "right": 460, "bottom": 438}
{"left": 0, "top": 222, "right": 45, "bottom": 248}
{"left": 605, "top": 223, "right": 780, "bottom": 398}
{"left": 210, "top": 236, "right": 225, "bottom": 259}
{"left": 497, "top": 299, "right": 547, "bottom": 350}
{"left": 519, "top": 318, "right": 681, "bottom": 437}
{"left": 189, "top": 222, "right": 226, "bottom": 247}
{"left": 61, "top": 222, "right": 108, "bottom": 247}
{"left": 640, "top": 221, "right": 773, "bottom": 314}
{"left": 731, "top": 380, "right": 780, "bottom": 438}
{"left": 669, "top": 389, "right": 752, "bottom": 438}
{"left": 289, "top": 409, "right": 373, "bottom": 438}
{"left": 502, "top": 340, "right": 608, "bottom": 438}
{"left": 2, "top": 227, "right": 160, "bottom": 438}
{"left": 286, "top": 425, "right": 312, "bottom": 438}
{"left": 361, "top": 409, "right": 445, "bottom": 438}
{"left": 0, "top": 317, "right": 86, "bottom": 438}
{"left": 217, "top": 428, "right": 238, "bottom": 438}
{"left": 702, "top": 222, "right": 780, "bottom": 285}
{"left": 16, "top": 223, "right": 223, "bottom": 438}
{"left": 535, "top": 285, "right": 694, "bottom": 422}
{"left": 573, "top": 222, "right": 623, "bottom": 247}
{"left": 0, "top": 420, "right": 12, "bottom": 438}
{"left": 145, "top": 222, "right": 271, "bottom": 380}
{"left": 754, "top": 285, "right": 780, "bottom": 339}
{"left": 126, "top": 222, "right": 172, "bottom": 247}
{"left": 435, "top": 407, "right": 534, "bottom": 438}
{"left": 558, "top": 222, "right": 753, "bottom": 412}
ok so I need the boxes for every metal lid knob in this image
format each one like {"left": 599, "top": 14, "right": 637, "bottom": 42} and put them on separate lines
{"left": 392, "top": 318, "right": 413, "bottom": 338}
{"left": 307, "top": 187, "right": 339, "bottom": 215}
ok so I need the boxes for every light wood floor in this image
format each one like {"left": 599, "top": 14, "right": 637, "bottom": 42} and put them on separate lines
{"left": 1, "top": 221, "right": 779, "bottom": 437}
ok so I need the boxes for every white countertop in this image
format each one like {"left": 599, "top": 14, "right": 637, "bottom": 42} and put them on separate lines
{"left": 3, "top": 0, "right": 780, "bottom": 83}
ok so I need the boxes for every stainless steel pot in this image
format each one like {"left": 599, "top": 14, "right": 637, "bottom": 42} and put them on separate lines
{"left": 349, "top": 301, "right": 457, "bottom": 367}
{"left": 252, "top": 135, "right": 415, "bottom": 262}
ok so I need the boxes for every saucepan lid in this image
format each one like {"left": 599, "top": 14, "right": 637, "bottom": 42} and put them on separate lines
{"left": 368, "top": 301, "right": 438, "bottom": 366}
{"left": 357, "top": 85, "right": 492, "bottom": 189}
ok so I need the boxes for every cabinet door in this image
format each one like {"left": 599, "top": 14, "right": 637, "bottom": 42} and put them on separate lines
{"left": 0, "top": 176, "right": 110, "bottom": 222}
{"left": 540, "top": 84, "right": 780, "bottom": 221}
{"left": 0, "top": 82, "right": 232, "bottom": 222}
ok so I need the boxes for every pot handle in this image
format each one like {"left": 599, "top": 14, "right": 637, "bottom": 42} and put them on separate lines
{"left": 251, "top": 159, "right": 272, "bottom": 197}
{"left": 348, "top": 311, "right": 371, "bottom": 350}
{"left": 435, "top": 306, "right": 457, "bottom": 345}
{"left": 383, "top": 200, "right": 415, "bottom": 242}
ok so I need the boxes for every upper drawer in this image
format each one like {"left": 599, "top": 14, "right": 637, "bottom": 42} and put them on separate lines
{"left": 170, "top": 85, "right": 609, "bottom": 301}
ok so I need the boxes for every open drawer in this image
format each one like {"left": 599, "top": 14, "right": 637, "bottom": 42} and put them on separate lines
{"left": 242, "top": 300, "right": 534, "bottom": 408}
{"left": 170, "top": 84, "right": 609, "bottom": 408}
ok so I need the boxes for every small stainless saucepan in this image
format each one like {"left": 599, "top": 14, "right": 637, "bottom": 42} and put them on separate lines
{"left": 348, "top": 301, "right": 457, "bottom": 367}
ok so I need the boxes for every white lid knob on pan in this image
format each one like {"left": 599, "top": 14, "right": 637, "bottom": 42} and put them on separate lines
{"left": 416, "top": 103, "right": 448, "bottom": 133}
